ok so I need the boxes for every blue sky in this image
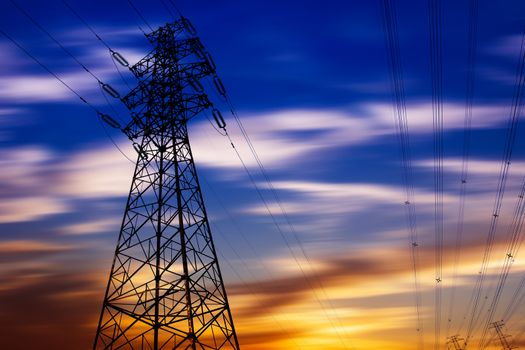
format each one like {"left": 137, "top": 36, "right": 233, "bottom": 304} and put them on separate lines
{"left": 1, "top": 1, "right": 525, "bottom": 349}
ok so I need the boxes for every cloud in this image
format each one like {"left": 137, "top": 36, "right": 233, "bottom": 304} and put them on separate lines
{"left": 241, "top": 180, "right": 457, "bottom": 234}
{"left": 0, "top": 146, "right": 54, "bottom": 188}
{"left": 55, "top": 142, "right": 135, "bottom": 198}
{"left": 0, "top": 271, "right": 100, "bottom": 350}
{"left": 190, "top": 103, "right": 509, "bottom": 171}
{"left": 226, "top": 224, "right": 525, "bottom": 322}
{"left": 0, "top": 240, "right": 71, "bottom": 254}
{"left": 0, "top": 197, "right": 68, "bottom": 224}
{"left": 416, "top": 158, "right": 525, "bottom": 176}
{"left": 59, "top": 217, "right": 120, "bottom": 235}
{"left": 0, "top": 146, "right": 69, "bottom": 223}
{"left": 0, "top": 143, "right": 134, "bottom": 223}
{"left": 0, "top": 38, "right": 142, "bottom": 104}
{"left": 0, "top": 101, "right": 513, "bottom": 224}
{"left": 57, "top": 25, "right": 146, "bottom": 49}
{"left": 486, "top": 34, "right": 523, "bottom": 58}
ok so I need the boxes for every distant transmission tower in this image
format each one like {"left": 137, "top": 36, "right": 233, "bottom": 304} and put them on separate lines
{"left": 446, "top": 335, "right": 464, "bottom": 350}
{"left": 490, "top": 321, "right": 517, "bottom": 350}
{"left": 93, "top": 18, "right": 240, "bottom": 350}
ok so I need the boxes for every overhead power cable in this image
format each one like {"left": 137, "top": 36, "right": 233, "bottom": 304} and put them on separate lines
{"left": 202, "top": 197, "right": 303, "bottom": 350}
{"left": 446, "top": 0, "right": 479, "bottom": 338}
{"left": 381, "top": 0, "right": 424, "bottom": 348}
{"left": 478, "top": 176, "right": 525, "bottom": 349}
{"left": 61, "top": 0, "right": 134, "bottom": 91}
{"left": 0, "top": 27, "right": 133, "bottom": 163}
{"left": 157, "top": 0, "right": 176, "bottom": 20}
{"left": 220, "top": 93, "right": 355, "bottom": 347}
{"left": 462, "top": 25, "right": 525, "bottom": 349}
{"left": 428, "top": 0, "right": 445, "bottom": 348}
{"left": 61, "top": 0, "right": 111, "bottom": 50}
{"left": 126, "top": 0, "right": 154, "bottom": 32}
{"left": 10, "top": 0, "right": 105, "bottom": 85}
{"left": 186, "top": 8, "right": 354, "bottom": 346}
{"left": 166, "top": 0, "right": 184, "bottom": 17}
{"left": 502, "top": 272, "right": 525, "bottom": 325}
{"left": 0, "top": 27, "right": 94, "bottom": 111}
{"left": 222, "top": 128, "right": 355, "bottom": 350}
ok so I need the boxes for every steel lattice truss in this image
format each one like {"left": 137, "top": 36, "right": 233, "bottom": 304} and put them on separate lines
{"left": 94, "top": 20, "right": 240, "bottom": 350}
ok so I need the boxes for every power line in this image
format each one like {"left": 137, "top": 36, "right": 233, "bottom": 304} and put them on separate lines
{"left": 10, "top": 0, "right": 104, "bottom": 85}
{"left": 381, "top": 0, "right": 424, "bottom": 348}
{"left": 166, "top": 0, "right": 184, "bottom": 17}
{"left": 428, "top": 0, "right": 445, "bottom": 348}
{"left": 0, "top": 26, "right": 133, "bottom": 163}
{"left": 126, "top": 0, "right": 154, "bottom": 32}
{"left": 61, "top": 0, "right": 135, "bottom": 91}
{"left": 207, "top": 211, "right": 303, "bottom": 350}
{"left": 61, "top": 0, "right": 111, "bottom": 51}
{"left": 462, "top": 25, "right": 525, "bottom": 349}
{"left": 446, "top": 0, "right": 479, "bottom": 338}
{"left": 478, "top": 176, "right": 525, "bottom": 349}
{"left": 0, "top": 27, "right": 95, "bottom": 112}
{"left": 222, "top": 128, "right": 355, "bottom": 350}
{"left": 222, "top": 95, "right": 355, "bottom": 348}
{"left": 188, "top": 11, "right": 355, "bottom": 345}
{"left": 157, "top": 0, "right": 176, "bottom": 20}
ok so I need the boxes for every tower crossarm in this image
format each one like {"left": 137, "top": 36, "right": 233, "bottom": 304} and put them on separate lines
{"left": 122, "top": 92, "right": 212, "bottom": 140}
{"left": 118, "top": 17, "right": 220, "bottom": 141}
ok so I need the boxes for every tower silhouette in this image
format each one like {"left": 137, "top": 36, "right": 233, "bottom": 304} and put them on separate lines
{"left": 446, "top": 335, "right": 464, "bottom": 350}
{"left": 490, "top": 321, "right": 517, "bottom": 350}
{"left": 93, "top": 18, "right": 240, "bottom": 350}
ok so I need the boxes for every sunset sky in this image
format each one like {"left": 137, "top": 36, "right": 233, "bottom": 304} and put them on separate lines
{"left": 1, "top": 0, "right": 525, "bottom": 349}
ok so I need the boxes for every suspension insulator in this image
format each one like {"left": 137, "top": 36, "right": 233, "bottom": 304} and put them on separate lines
{"left": 213, "top": 75, "right": 226, "bottom": 96}
{"left": 111, "top": 50, "right": 129, "bottom": 67}
{"left": 204, "top": 52, "right": 216, "bottom": 71}
{"left": 212, "top": 108, "right": 226, "bottom": 129}
{"left": 189, "top": 78, "right": 204, "bottom": 93}
{"left": 100, "top": 113, "right": 121, "bottom": 129}
{"left": 182, "top": 17, "right": 197, "bottom": 36}
{"left": 102, "top": 83, "right": 120, "bottom": 99}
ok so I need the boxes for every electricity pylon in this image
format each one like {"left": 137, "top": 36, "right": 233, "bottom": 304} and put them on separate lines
{"left": 446, "top": 335, "right": 465, "bottom": 350}
{"left": 93, "top": 18, "right": 240, "bottom": 350}
{"left": 490, "top": 321, "right": 517, "bottom": 350}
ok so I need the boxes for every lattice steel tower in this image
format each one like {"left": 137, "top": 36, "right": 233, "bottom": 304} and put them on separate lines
{"left": 94, "top": 18, "right": 240, "bottom": 350}
{"left": 490, "top": 321, "right": 517, "bottom": 350}
{"left": 446, "top": 335, "right": 464, "bottom": 350}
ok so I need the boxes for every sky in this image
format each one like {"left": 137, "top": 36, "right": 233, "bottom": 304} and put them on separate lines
{"left": 1, "top": 0, "right": 525, "bottom": 349}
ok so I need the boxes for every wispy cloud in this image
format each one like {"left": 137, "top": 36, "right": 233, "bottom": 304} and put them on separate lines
{"left": 243, "top": 180, "right": 456, "bottom": 217}
{"left": 59, "top": 217, "right": 120, "bottom": 235}
{"left": 486, "top": 34, "right": 523, "bottom": 58}
{"left": 416, "top": 158, "right": 525, "bottom": 176}
{"left": 0, "top": 196, "right": 68, "bottom": 224}
{"left": 0, "top": 143, "right": 133, "bottom": 223}
{"left": 191, "top": 103, "right": 509, "bottom": 171}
